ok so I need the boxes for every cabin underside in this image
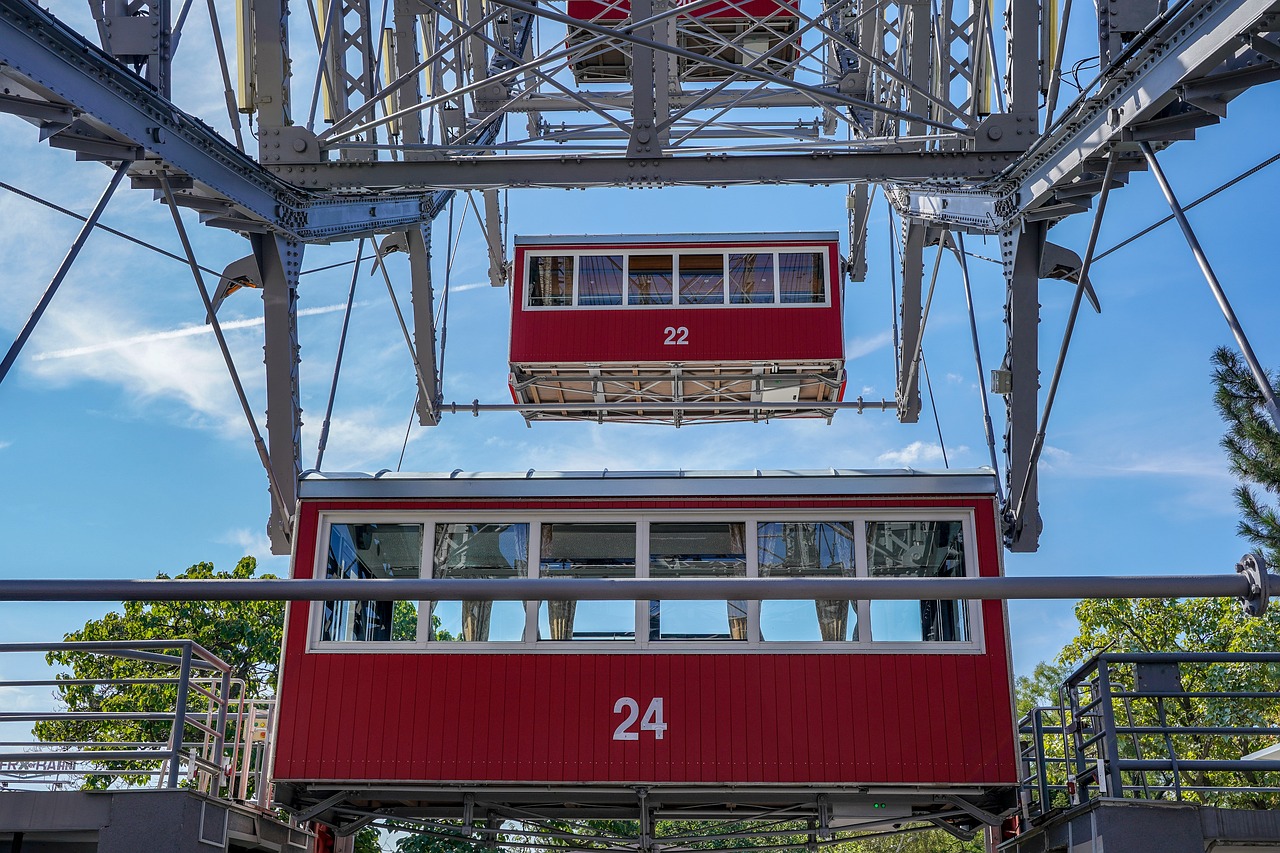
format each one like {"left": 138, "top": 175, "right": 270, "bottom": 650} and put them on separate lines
{"left": 508, "top": 359, "right": 845, "bottom": 424}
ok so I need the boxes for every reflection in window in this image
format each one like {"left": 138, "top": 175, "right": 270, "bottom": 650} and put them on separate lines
{"left": 528, "top": 255, "right": 574, "bottom": 306}
{"left": 432, "top": 523, "right": 529, "bottom": 642}
{"left": 778, "top": 251, "right": 825, "bottom": 303}
{"left": 679, "top": 253, "right": 725, "bottom": 304}
{"left": 649, "top": 522, "right": 746, "bottom": 640}
{"left": 758, "top": 522, "right": 858, "bottom": 641}
{"left": 728, "top": 253, "right": 775, "bottom": 303}
{"left": 578, "top": 255, "right": 624, "bottom": 305}
{"left": 321, "top": 523, "right": 423, "bottom": 642}
{"left": 628, "top": 254, "right": 673, "bottom": 305}
{"left": 866, "top": 520, "right": 968, "bottom": 642}
{"left": 538, "top": 523, "right": 636, "bottom": 641}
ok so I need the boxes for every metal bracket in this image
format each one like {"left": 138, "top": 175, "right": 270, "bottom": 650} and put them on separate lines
{"left": 1236, "top": 552, "right": 1270, "bottom": 617}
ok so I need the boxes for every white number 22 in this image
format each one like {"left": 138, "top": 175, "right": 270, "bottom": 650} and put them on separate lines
{"left": 613, "top": 696, "right": 667, "bottom": 740}
{"left": 663, "top": 326, "right": 689, "bottom": 345}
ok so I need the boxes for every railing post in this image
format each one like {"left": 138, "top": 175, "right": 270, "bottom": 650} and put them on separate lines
{"left": 212, "top": 668, "right": 232, "bottom": 795}
{"left": 1095, "top": 659, "right": 1124, "bottom": 798}
{"left": 168, "top": 642, "right": 193, "bottom": 789}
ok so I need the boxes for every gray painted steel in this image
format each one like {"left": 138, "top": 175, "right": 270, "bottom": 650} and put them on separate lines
{"left": 297, "top": 467, "right": 998, "bottom": 499}
{"left": 0, "top": 573, "right": 1257, "bottom": 602}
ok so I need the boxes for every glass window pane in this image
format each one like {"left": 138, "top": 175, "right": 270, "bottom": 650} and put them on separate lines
{"left": 321, "top": 523, "right": 423, "bottom": 642}
{"left": 431, "top": 523, "right": 529, "bottom": 642}
{"left": 628, "top": 254, "right": 674, "bottom": 305}
{"left": 866, "top": 520, "right": 969, "bottom": 642}
{"left": 579, "top": 255, "right": 624, "bottom": 306}
{"left": 778, "top": 251, "right": 825, "bottom": 303}
{"left": 528, "top": 255, "right": 574, "bottom": 306}
{"left": 679, "top": 253, "right": 725, "bottom": 305}
{"left": 649, "top": 522, "right": 746, "bottom": 640}
{"left": 728, "top": 253, "right": 775, "bottom": 304}
{"left": 538, "top": 523, "right": 636, "bottom": 641}
{"left": 758, "top": 521, "right": 858, "bottom": 641}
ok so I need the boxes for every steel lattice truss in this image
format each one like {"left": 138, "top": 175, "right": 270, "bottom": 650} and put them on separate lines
{"left": 2, "top": 0, "right": 1280, "bottom": 556}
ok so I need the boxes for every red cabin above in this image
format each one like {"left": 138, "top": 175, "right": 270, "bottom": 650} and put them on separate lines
{"left": 566, "top": 0, "right": 801, "bottom": 83}
{"left": 509, "top": 232, "right": 846, "bottom": 424}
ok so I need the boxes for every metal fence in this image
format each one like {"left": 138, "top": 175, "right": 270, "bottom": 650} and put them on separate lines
{"left": 1018, "top": 652, "right": 1280, "bottom": 822}
{"left": 0, "top": 640, "right": 274, "bottom": 809}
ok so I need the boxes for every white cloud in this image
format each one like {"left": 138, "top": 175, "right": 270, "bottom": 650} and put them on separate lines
{"left": 846, "top": 330, "right": 894, "bottom": 360}
{"left": 0, "top": 440, "right": 11, "bottom": 451}
{"left": 876, "top": 440, "right": 948, "bottom": 467}
{"left": 32, "top": 301, "right": 362, "bottom": 362}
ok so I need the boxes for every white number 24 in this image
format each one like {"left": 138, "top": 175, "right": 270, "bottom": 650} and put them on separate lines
{"left": 612, "top": 696, "right": 667, "bottom": 740}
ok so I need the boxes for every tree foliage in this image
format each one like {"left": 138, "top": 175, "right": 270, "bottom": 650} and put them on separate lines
{"left": 33, "top": 558, "right": 283, "bottom": 787}
{"left": 1212, "top": 346, "right": 1280, "bottom": 567}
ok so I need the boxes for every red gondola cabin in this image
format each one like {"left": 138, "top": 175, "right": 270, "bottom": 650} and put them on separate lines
{"left": 509, "top": 233, "right": 846, "bottom": 424}
{"left": 272, "top": 468, "right": 1018, "bottom": 832}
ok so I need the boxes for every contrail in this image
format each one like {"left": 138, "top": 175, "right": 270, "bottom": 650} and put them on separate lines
{"left": 32, "top": 302, "right": 363, "bottom": 361}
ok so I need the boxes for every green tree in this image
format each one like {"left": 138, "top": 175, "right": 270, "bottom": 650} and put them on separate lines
{"left": 33, "top": 558, "right": 284, "bottom": 787}
{"left": 1212, "top": 346, "right": 1280, "bottom": 566}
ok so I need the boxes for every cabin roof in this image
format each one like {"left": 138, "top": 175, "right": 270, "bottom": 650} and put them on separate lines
{"left": 298, "top": 468, "right": 998, "bottom": 500}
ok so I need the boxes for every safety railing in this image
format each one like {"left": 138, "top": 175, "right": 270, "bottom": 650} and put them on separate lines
{"left": 0, "top": 641, "right": 274, "bottom": 809}
{"left": 1018, "top": 652, "right": 1280, "bottom": 822}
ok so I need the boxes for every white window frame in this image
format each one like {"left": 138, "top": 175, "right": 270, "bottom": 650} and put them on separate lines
{"left": 306, "top": 507, "right": 985, "bottom": 655}
{"left": 522, "top": 245, "right": 833, "bottom": 310}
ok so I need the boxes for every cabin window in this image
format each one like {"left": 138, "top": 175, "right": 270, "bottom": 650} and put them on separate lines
{"left": 430, "top": 523, "right": 530, "bottom": 642}
{"left": 648, "top": 522, "right": 747, "bottom": 641}
{"left": 728, "top": 253, "right": 776, "bottom": 303}
{"left": 528, "top": 255, "right": 574, "bottom": 306}
{"left": 757, "top": 521, "right": 859, "bottom": 641}
{"left": 578, "top": 255, "right": 624, "bottom": 305}
{"left": 628, "top": 254, "right": 674, "bottom": 305}
{"left": 678, "top": 253, "right": 726, "bottom": 304}
{"left": 865, "top": 520, "right": 969, "bottom": 642}
{"left": 538, "top": 523, "right": 637, "bottom": 641}
{"left": 778, "top": 251, "right": 825, "bottom": 303}
{"left": 320, "top": 523, "right": 423, "bottom": 643}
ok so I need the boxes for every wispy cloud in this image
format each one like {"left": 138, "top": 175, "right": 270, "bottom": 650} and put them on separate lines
{"left": 876, "top": 440, "right": 948, "bottom": 467}
{"left": 33, "top": 301, "right": 363, "bottom": 361}
{"left": 0, "top": 440, "right": 11, "bottom": 452}
{"left": 846, "top": 330, "right": 894, "bottom": 360}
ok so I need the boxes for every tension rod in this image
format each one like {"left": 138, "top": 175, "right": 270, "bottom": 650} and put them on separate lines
{"left": 0, "top": 160, "right": 131, "bottom": 387}
{"left": 1140, "top": 141, "right": 1280, "bottom": 429}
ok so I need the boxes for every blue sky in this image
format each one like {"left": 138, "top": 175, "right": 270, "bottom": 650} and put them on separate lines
{"left": 0, "top": 0, "right": 1276, "bottom": 711}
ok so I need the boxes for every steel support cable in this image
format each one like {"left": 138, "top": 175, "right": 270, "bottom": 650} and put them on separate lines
{"left": 1013, "top": 153, "right": 1118, "bottom": 526}
{"left": 156, "top": 172, "right": 293, "bottom": 534}
{"left": 921, "top": 353, "right": 948, "bottom": 467}
{"left": 1094, "top": 150, "right": 1280, "bottom": 263}
{"left": 314, "top": 238, "right": 365, "bottom": 472}
{"left": 952, "top": 232, "right": 1003, "bottom": 505}
{"left": 0, "top": 179, "right": 222, "bottom": 278}
{"left": 306, "top": 0, "right": 342, "bottom": 134}
{"left": 373, "top": 248, "right": 438, "bottom": 419}
{"left": 202, "top": 0, "right": 246, "bottom": 150}
{"left": 1139, "top": 140, "right": 1280, "bottom": 430}
{"left": 0, "top": 160, "right": 130, "bottom": 388}
{"left": 900, "top": 238, "right": 946, "bottom": 402}
{"left": 0, "top": 572, "right": 1263, "bottom": 602}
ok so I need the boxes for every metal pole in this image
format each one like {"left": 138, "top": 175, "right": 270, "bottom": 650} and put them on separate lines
{"left": 1139, "top": 140, "right": 1280, "bottom": 429}
{"left": 315, "top": 238, "right": 365, "bottom": 471}
{"left": 168, "top": 643, "right": 193, "bottom": 789}
{"left": 1014, "top": 153, "right": 1118, "bottom": 525}
{"left": 954, "top": 232, "right": 1003, "bottom": 504}
{"left": 0, "top": 160, "right": 131, "bottom": 387}
{"left": 0, "top": 573, "right": 1261, "bottom": 602}
{"left": 441, "top": 399, "right": 896, "bottom": 414}
{"left": 156, "top": 173, "right": 294, "bottom": 531}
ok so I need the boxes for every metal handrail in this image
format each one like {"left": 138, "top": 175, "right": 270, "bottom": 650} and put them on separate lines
{"left": 0, "top": 640, "right": 273, "bottom": 809}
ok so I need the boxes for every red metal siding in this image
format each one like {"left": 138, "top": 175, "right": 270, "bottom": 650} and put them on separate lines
{"left": 509, "top": 241, "right": 843, "bottom": 364}
{"left": 273, "top": 494, "right": 1016, "bottom": 787}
